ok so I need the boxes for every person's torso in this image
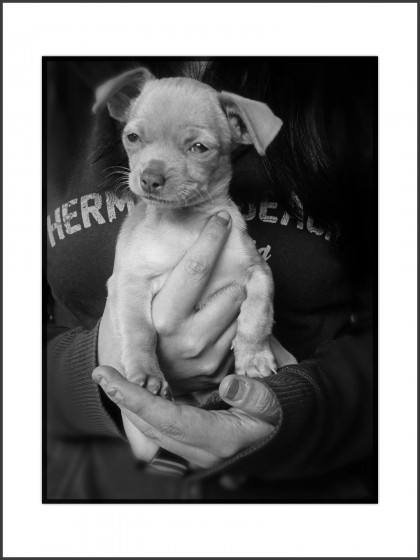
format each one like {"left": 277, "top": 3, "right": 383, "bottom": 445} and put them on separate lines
{"left": 45, "top": 62, "right": 353, "bottom": 361}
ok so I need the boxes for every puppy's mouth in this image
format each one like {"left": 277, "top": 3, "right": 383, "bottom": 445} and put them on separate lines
{"left": 140, "top": 193, "right": 186, "bottom": 207}
{"left": 141, "top": 194, "right": 172, "bottom": 204}
{"left": 140, "top": 187, "right": 208, "bottom": 208}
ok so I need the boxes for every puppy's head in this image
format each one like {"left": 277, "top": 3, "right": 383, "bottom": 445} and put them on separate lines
{"left": 93, "top": 67, "right": 282, "bottom": 208}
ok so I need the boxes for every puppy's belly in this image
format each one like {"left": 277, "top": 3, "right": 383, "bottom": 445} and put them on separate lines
{"left": 117, "top": 222, "right": 250, "bottom": 299}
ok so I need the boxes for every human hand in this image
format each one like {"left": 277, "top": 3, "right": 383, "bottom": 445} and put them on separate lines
{"left": 92, "top": 365, "right": 280, "bottom": 468}
{"left": 96, "top": 211, "right": 246, "bottom": 460}
{"left": 152, "top": 211, "right": 246, "bottom": 395}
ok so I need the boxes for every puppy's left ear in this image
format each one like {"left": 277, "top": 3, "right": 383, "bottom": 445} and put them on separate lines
{"left": 92, "top": 67, "right": 155, "bottom": 122}
{"left": 219, "top": 92, "right": 283, "bottom": 155}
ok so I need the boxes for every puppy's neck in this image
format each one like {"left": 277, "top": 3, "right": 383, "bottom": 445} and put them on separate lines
{"left": 142, "top": 191, "right": 236, "bottom": 228}
{"left": 142, "top": 178, "right": 234, "bottom": 224}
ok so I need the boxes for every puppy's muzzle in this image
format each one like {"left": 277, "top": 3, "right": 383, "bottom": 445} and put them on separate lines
{"left": 140, "top": 160, "right": 166, "bottom": 194}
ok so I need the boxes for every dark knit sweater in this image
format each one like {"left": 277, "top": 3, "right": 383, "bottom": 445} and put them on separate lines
{"left": 45, "top": 60, "right": 375, "bottom": 501}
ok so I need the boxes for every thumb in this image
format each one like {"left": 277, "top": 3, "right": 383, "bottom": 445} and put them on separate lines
{"left": 219, "top": 375, "right": 280, "bottom": 425}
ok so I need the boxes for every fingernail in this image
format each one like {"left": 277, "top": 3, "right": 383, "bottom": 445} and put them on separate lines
{"left": 224, "top": 378, "right": 246, "bottom": 401}
{"left": 93, "top": 374, "right": 108, "bottom": 390}
{"left": 92, "top": 372, "right": 103, "bottom": 384}
{"left": 104, "top": 386, "right": 123, "bottom": 402}
{"left": 215, "top": 211, "right": 230, "bottom": 226}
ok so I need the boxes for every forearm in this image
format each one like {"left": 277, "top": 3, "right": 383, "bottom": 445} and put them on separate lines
{"left": 47, "top": 323, "right": 124, "bottom": 439}
{"left": 192, "top": 324, "right": 373, "bottom": 481}
{"left": 264, "top": 328, "right": 373, "bottom": 479}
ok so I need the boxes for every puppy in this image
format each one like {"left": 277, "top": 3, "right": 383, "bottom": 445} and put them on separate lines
{"left": 93, "top": 67, "right": 295, "bottom": 409}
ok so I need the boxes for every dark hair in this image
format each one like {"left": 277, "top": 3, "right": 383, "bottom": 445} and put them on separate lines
{"left": 83, "top": 57, "right": 375, "bottom": 256}
{"left": 202, "top": 57, "right": 376, "bottom": 251}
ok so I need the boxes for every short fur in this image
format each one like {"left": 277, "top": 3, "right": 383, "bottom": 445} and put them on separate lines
{"left": 94, "top": 68, "right": 294, "bottom": 408}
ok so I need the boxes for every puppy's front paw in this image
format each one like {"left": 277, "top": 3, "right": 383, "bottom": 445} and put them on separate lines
{"left": 233, "top": 339, "right": 277, "bottom": 378}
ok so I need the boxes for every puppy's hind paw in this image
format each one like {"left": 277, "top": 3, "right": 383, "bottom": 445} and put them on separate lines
{"left": 234, "top": 342, "right": 278, "bottom": 378}
{"left": 124, "top": 361, "right": 169, "bottom": 397}
{"left": 143, "top": 376, "right": 172, "bottom": 400}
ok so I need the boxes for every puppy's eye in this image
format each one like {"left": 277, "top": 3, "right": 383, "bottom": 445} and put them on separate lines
{"left": 189, "top": 142, "right": 209, "bottom": 154}
{"left": 126, "top": 133, "right": 141, "bottom": 143}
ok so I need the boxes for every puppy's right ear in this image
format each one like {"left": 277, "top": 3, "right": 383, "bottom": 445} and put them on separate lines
{"left": 219, "top": 91, "right": 283, "bottom": 156}
{"left": 92, "top": 67, "right": 154, "bottom": 123}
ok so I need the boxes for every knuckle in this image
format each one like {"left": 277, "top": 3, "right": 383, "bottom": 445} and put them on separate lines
{"left": 140, "top": 425, "right": 160, "bottom": 441}
{"left": 130, "top": 401, "right": 145, "bottom": 415}
{"left": 253, "top": 387, "right": 279, "bottom": 420}
{"left": 207, "top": 216, "right": 228, "bottom": 236}
{"left": 184, "top": 256, "right": 210, "bottom": 277}
{"left": 153, "top": 314, "right": 172, "bottom": 336}
{"left": 199, "top": 357, "right": 219, "bottom": 377}
{"left": 182, "top": 334, "right": 203, "bottom": 359}
{"left": 160, "top": 421, "right": 184, "bottom": 438}
{"left": 203, "top": 227, "right": 224, "bottom": 244}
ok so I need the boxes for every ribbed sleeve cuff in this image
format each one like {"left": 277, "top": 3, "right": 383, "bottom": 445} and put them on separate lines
{"left": 189, "top": 363, "right": 321, "bottom": 480}
{"left": 48, "top": 322, "right": 124, "bottom": 439}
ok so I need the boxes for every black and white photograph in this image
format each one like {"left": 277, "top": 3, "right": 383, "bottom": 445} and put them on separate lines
{"left": 3, "top": 3, "right": 417, "bottom": 558}
{"left": 44, "top": 56, "right": 377, "bottom": 503}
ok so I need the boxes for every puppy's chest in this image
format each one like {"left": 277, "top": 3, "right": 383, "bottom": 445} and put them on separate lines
{"left": 135, "top": 225, "right": 199, "bottom": 272}
{"left": 117, "top": 218, "right": 250, "bottom": 291}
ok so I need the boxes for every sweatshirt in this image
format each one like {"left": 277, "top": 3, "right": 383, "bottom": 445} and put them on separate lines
{"left": 45, "top": 60, "right": 375, "bottom": 501}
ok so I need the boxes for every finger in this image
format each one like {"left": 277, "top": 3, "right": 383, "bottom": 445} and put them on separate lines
{"left": 213, "top": 322, "right": 237, "bottom": 356}
{"left": 203, "top": 349, "right": 235, "bottom": 387}
{"left": 93, "top": 365, "right": 193, "bottom": 436}
{"left": 191, "top": 284, "right": 245, "bottom": 342}
{"left": 92, "top": 365, "right": 242, "bottom": 456}
{"left": 122, "top": 409, "right": 218, "bottom": 468}
{"left": 121, "top": 413, "right": 160, "bottom": 462}
{"left": 93, "top": 366, "right": 198, "bottom": 451}
{"left": 93, "top": 365, "right": 176, "bottom": 415}
{"left": 169, "top": 350, "right": 235, "bottom": 396}
{"left": 219, "top": 374, "right": 281, "bottom": 425}
{"left": 122, "top": 408, "right": 220, "bottom": 469}
{"left": 153, "top": 211, "right": 231, "bottom": 324}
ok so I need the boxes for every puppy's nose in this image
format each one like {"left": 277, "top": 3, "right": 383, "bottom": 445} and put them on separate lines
{"left": 140, "top": 167, "right": 166, "bottom": 193}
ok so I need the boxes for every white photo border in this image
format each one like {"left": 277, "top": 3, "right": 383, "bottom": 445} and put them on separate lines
{"left": 3, "top": 2, "right": 417, "bottom": 558}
